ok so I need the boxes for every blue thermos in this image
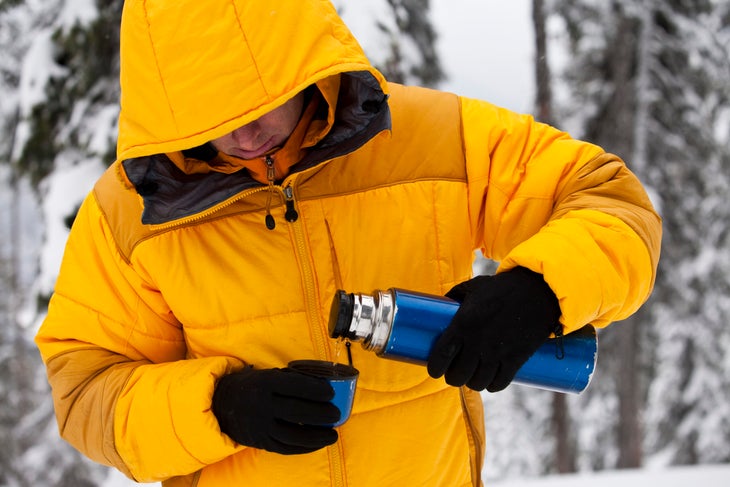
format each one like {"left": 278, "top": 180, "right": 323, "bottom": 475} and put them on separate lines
{"left": 329, "top": 288, "right": 598, "bottom": 394}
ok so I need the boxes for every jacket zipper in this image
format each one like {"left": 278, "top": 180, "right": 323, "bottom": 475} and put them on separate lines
{"left": 153, "top": 160, "right": 299, "bottom": 232}
{"left": 149, "top": 185, "right": 267, "bottom": 231}
{"left": 264, "top": 157, "right": 301, "bottom": 229}
{"left": 147, "top": 175, "right": 345, "bottom": 484}
{"left": 148, "top": 153, "right": 328, "bottom": 231}
{"left": 265, "top": 155, "right": 277, "bottom": 230}
{"left": 460, "top": 388, "right": 484, "bottom": 487}
{"left": 284, "top": 180, "right": 344, "bottom": 487}
{"left": 286, "top": 182, "right": 328, "bottom": 362}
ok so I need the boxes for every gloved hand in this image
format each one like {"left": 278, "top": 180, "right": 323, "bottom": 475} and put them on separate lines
{"left": 427, "top": 266, "right": 561, "bottom": 392}
{"left": 212, "top": 366, "right": 340, "bottom": 454}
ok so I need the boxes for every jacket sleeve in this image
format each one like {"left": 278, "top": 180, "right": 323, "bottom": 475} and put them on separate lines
{"left": 459, "top": 97, "right": 662, "bottom": 333}
{"left": 35, "top": 191, "right": 244, "bottom": 482}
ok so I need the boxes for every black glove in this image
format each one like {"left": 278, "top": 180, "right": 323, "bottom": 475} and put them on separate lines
{"left": 427, "top": 267, "right": 561, "bottom": 392}
{"left": 212, "top": 366, "right": 340, "bottom": 454}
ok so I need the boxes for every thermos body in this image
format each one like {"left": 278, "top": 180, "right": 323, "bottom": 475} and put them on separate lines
{"left": 385, "top": 289, "right": 460, "bottom": 362}
{"left": 329, "top": 288, "right": 598, "bottom": 394}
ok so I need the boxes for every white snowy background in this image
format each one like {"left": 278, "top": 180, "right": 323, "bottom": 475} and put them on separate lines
{"left": 2, "top": 0, "right": 729, "bottom": 485}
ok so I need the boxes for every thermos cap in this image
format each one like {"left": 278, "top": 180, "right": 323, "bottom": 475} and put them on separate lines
{"left": 329, "top": 290, "right": 354, "bottom": 338}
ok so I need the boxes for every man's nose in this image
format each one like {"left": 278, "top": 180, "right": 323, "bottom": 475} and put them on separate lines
{"left": 231, "top": 122, "right": 261, "bottom": 147}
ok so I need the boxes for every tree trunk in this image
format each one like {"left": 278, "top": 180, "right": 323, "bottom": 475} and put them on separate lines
{"left": 552, "top": 393, "right": 576, "bottom": 473}
{"left": 616, "top": 313, "right": 643, "bottom": 468}
{"left": 533, "top": 0, "right": 576, "bottom": 473}
{"left": 605, "top": 10, "right": 644, "bottom": 469}
{"left": 532, "top": 0, "right": 554, "bottom": 125}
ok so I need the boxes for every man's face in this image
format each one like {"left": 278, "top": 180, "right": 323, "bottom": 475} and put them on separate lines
{"left": 211, "top": 92, "right": 306, "bottom": 160}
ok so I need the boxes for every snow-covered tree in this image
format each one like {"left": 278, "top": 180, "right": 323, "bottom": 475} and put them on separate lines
{"left": 639, "top": 0, "right": 730, "bottom": 465}
{"left": 336, "top": 0, "right": 445, "bottom": 87}
{"left": 485, "top": 0, "right": 730, "bottom": 477}
{"left": 1, "top": 0, "right": 121, "bottom": 484}
{"left": 547, "top": 0, "right": 730, "bottom": 470}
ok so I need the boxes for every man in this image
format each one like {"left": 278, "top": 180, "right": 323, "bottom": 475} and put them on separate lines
{"left": 35, "top": 0, "right": 661, "bottom": 486}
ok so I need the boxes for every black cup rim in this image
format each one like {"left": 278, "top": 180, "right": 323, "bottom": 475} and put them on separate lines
{"left": 288, "top": 359, "right": 359, "bottom": 379}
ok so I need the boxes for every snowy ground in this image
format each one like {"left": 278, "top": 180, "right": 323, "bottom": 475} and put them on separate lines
{"left": 102, "top": 464, "right": 730, "bottom": 486}
{"left": 487, "top": 464, "right": 730, "bottom": 487}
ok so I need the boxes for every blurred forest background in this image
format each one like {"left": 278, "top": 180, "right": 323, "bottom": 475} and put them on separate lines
{"left": 1, "top": 0, "right": 729, "bottom": 485}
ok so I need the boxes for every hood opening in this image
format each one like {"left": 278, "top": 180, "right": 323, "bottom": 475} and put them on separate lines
{"left": 121, "top": 72, "right": 391, "bottom": 225}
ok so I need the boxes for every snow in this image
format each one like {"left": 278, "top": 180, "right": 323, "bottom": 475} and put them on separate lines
{"left": 102, "top": 471, "right": 139, "bottom": 487}
{"left": 14, "top": 29, "right": 66, "bottom": 160}
{"left": 36, "top": 157, "right": 104, "bottom": 297}
{"left": 489, "top": 465, "right": 730, "bottom": 487}
{"left": 58, "top": 0, "right": 97, "bottom": 30}
{"left": 100, "top": 463, "right": 730, "bottom": 486}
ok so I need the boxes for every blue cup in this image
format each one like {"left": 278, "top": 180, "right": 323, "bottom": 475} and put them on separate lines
{"left": 288, "top": 360, "right": 359, "bottom": 427}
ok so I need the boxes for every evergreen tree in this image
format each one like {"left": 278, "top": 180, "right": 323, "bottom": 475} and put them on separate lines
{"left": 376, "top": 0, "right": 445, "bottom": 86}
{"left": 639, "top": 0, "right": 730, "bottom": 465}
{"left": 0, "top": 0, "right": 122, "bottom": 484}
{"left": 548, "top": 0, "right": 730, "bottom": 469}
{"left": 13, "top": 0, "right": 121, "bottom": 187}
{"left": 532, "top": 0, "right": 578, "bottom": 474}
{"left": 337, "top": 0, "right": 445, "bottom": 87}
{"left": 485, "top": 0, "right": 730, "bottom": 476}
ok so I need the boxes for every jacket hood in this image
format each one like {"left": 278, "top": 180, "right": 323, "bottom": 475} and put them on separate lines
{"left": 117, "top": 0, "right": 388, "bottom": 161}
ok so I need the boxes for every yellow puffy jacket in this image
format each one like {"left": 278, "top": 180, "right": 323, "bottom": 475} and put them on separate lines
{"left": 35, "top": 0, "right": 661, "bottom": 486}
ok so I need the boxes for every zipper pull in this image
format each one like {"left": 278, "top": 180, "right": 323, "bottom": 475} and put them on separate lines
{"left": 284, "top": 185, "right": 299, "bottom": 223}
{"left": 265, "top": 155, "right": 276, "bottom": 230}
{"left": 553, "top": 323, "right": 565, "bottom": 360}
